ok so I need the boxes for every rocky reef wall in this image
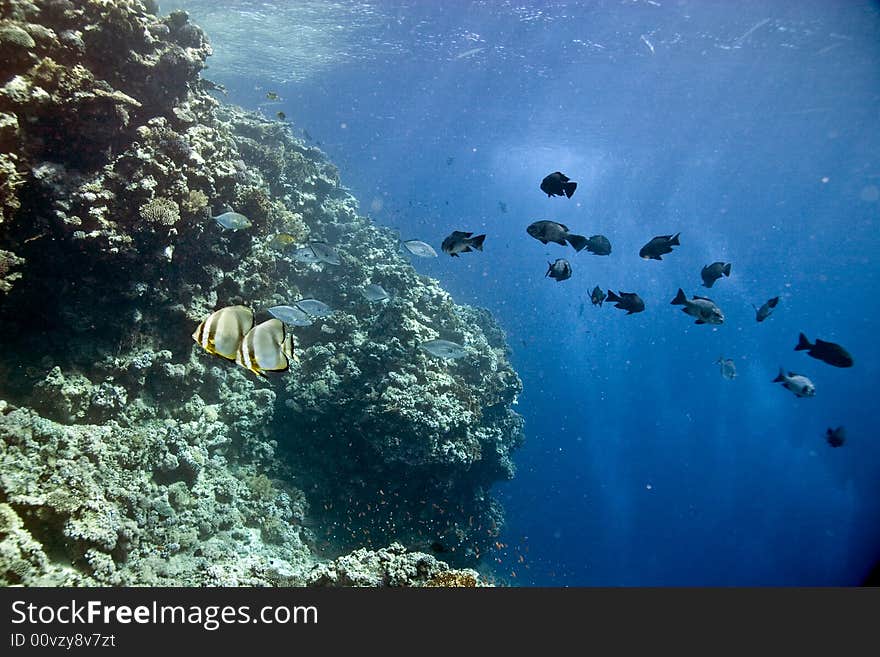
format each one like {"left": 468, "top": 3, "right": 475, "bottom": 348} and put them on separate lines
{"left": 0, "top": 0, "right": 523, "bottom": 585}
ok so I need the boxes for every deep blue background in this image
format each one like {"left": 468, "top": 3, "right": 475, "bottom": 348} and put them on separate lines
{"left": 169, "top": 0, "right": 880, "bottom": 585}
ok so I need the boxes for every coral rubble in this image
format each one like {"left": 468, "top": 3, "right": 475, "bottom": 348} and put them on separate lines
{"left": 0, "top": 0, "right": 523, "bottom": 586}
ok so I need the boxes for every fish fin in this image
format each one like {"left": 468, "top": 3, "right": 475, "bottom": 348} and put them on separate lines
{"left": 795, "top": 332, "right": 812, "bottom": 351}
{"left": 470, "top": 234, "right": 486, "bottom": 251}
{"left": 539, "top": 238, "right": 548, "bottom": 244}
{"left": 606, "top": 290, "right": 621, "bottom": 303}
{"left": 693, "top": 295, "right": 713, "bottom": 301}
{"left": 563, "top": 181, "right": 577, "bottom": 198}
{"left": 462, "top": 246, "right": 472, "bottom": 252}
{"left": 566, "top": 234, "right": 589, "bottom": 252}
{"left": 671, "top": 288, "right": 687, "bottom": 305}
{"left": 450, "top": 252, "right": 459, "bottom": 257}
{"left": 773, "top": 368, "right": 786, "bottom": 383}
{"left": 670, "top": 232, "right": 681, "bottom": 246}
{"left": 695, "top": 319, "right": 706, "bottom": 324}
{"left": 723, "top": 263, "right": 731, "bottom": 276}
{"left": 702, "top": 280, "right": 713, "bottom": 288}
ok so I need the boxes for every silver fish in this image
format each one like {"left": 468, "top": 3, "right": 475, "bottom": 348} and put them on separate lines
{"left": 291, "top": 245, "right": 322, "bottom": 264}
{"left": 420, "top": 339, "right": 468, "bottom": 360}
{"left": 267, "top": 305, "right": 313, "bottom": 326}
{"left": 773, "top": 368, "right": 816, "bottom": 398}
{"left": 716, "top": 357, "right": 737, "bottom": 380}
{"left": 361, "top": 283, "right": 390, "bottom": 302}
{"left": 671, "top": 288, "right": 724, "bottom": 325}
{"left": 295, "top": 298, "right": 333, "bottom": 317}
{"left": 213, "top": 211, "right": 252, "bottom": 230}
{"left": 401, "top": 240, "right": 438, "bottom": 257}
{"left": 309, "top": 241, "right": 341, "bottom": 265}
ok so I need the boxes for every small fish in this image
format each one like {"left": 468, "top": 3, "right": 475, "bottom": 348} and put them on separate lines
{"left": 192, "top": 305, "right": 254, "bottom": 360}
{"left": 671, "top": 289, "right": 724, "bottom": 325}
{"left": 309, "top": 241, "right": 341, "bottom": 265}
{"left": 585, "top": 234, "right": 612, "bottom": 256}
{"left": 213, "top": 211, "right": 252, "bottom": 231}
{"left": 825, "top": 426, "right": 845, "bottom": 448}
{"left": 420, "top": 338, "right": 468, "bottom": 360}
{"left": 267, "top": 233, "right": 297, "bottom": 250}
{"left": 303, "top": 129, "right": 313, "bottom": 141}
{"left": 430, "top": 541, "right": 452, "bottom": 554}
{"left": 266, "top": 91, "right": 279, "bottom": 100}
{"left": 590, "top": 285, "right": 606, "bottom": 307}
{"left": 701, "top": 262, "right": 732, "bottom": 288}
{"left": 276, "top": 111, "right": 286, "bottom": 120}
{"left": 446, "top": 156, "right": 454, "bottom": 166}
{"left": 295, "top": 298, "right": 333, "bottom": 317}
{"left": 753, "top": 296, "right": 779, "bottom": 322}
{"left": 639, "top": 233, "right": 680, "bottom": 260}
{"left": 361, "top": 283, "right": 390, "bottom": 302}
{"left": 267, "top": 305, "right": 313, "bottom": 326}
{"left": 795, "top": 333, "right": 853, "bottom": 368}
{"left": 236, "top": 318, "right": 294, "bottom": 377}
{"left": 441, "top": 231, "right": 486, "bottom": 257}
{"left": 540, "top": 171, "right": 577, "bottom": 198}
{"left": 401, "top": 239, "right": 438, "bottom": 258}
{"left": 606, "top": 290, "right": 645, "bottom": 314}
{"left": 291, "top": 245, "right": 322, "bottom": 264}
{"left": 546, "top": 258, "right": 572, "bottom": 282}
{"left": 526, "top": 221, "right": 588, "bottom": 252}
{"left": 498, "top": 201, "right": 507, "bottom": 214}
{"left": 715, "top": 356, "right": 737, "bottom": 380}
{"left": 773, "top": 368, "right": 816, "bottom": 398}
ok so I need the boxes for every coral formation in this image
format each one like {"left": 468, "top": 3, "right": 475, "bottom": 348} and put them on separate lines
{"left": 0, "top": 0, "right": 523, "bottom": 586}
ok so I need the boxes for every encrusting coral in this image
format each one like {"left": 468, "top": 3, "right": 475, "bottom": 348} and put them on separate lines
{"left": 0, "top": 0, "right": 522, "bottom": 586}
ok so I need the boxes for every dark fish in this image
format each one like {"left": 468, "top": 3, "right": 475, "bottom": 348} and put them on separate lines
{"left": 430, "top": 541, "right": 452, "bottom": 553}
{"left": 498, "top": 201, "right": 507, "bottom": 213}
{"left": 671, "top": 288, "right": 724, "bottom": 325}
{"left": 715, "top": 357, "right": 737, "bottom": 380}
{"left": 526, "top": 221, "right": 588, "bottom": 252}
{"left": 276, "top": 111, "right": 286, "bottom": 120}
{"left": 701, "top": 261, "right": 731, "bottom": 288}
{"left": 639, "top": 233, "right": 681, "bottom": 260}
{"left": 441, "top": 231, "right": 486, "bottom": 257}
{"left": 585, "top": 234, "right": 611, "bottom": 256}
{"left": 753, "top": 296, "right": 779, "bottom": 322}
{"left": 795, "top": 333, "right": 853, "bottom": 368}
{"left": 606, "top": 290, "right": 645, "bottom": 314}
{"left": 309, "top": 241, "right": 341, "bottom": 265}
{"left": 545, "top": 258, "right": 572, "bottom": 282}
{"left": 446, "top": 156, "right": 454, "bottom": 166}
{"left": 825, "top": 426, "right": 845, "bottom": 448}
{"left": 590, "top": 285, "right": 606, "bottom": 307}
{"left": 540, "top": 171, "right": 577, "bottom": 198}
{"left": 773, "top": 368, "right": 816, "bottom": 398}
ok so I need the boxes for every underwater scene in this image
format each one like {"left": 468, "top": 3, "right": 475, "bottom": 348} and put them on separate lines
{"left": 0, "top": 0, "right": 878, "bottom": 587}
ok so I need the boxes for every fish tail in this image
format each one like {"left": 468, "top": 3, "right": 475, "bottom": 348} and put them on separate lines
{"left": 606, "top": 290, "right": 621, "bottom": 303}
{"left": 723, "top": 263, "right": 732, "bottom": 276}
{"left": 563, "top": 181, "right": 577, "bottom": 198}
{"left": 470, "top": 234, "right": 486, "bottom": 251}
{"left": 773, "top": 367, "right": 786, "bottom": 383}
{"left": 795, "top": 332, "right": 812, "bottom": 351}
{"left": 671, "top": 288, "right": 687, "bottom": 305}
{"left": 566, "top": 234, "right": 589, "bottom": 252}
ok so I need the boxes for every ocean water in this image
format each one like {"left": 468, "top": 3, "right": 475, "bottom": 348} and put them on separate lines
{"left": 167, "top": 0, "right": 880, "bottom": 585}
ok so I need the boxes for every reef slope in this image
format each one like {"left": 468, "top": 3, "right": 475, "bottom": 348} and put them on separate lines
{"left": 0, "top": 0, "right": 523, "bottom": 585}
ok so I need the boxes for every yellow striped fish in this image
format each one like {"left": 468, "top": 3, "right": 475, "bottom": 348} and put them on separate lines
{"left": 235, "top": 318, "right": 294, "bottom": 377}
{"left": 192, "top": 305, "right": 254, "bottom": 360}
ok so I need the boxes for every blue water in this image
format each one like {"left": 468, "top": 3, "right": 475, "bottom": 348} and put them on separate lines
{"left": 170, "top": 0, "right": 880, "bottom": 585}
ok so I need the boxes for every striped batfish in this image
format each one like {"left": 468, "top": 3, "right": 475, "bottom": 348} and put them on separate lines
{"left": 192, "top": 305, "right": 254, "bottom": 360}
{"left": 236, "top": 318, "right": 294, "bottom": 377}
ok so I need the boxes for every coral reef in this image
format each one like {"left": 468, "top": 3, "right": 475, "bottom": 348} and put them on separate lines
{"left": 306, "top": 542, "right": 487, "bottom": 587}
{"left": 0, "top": 0, "right": 523, "bottom": 586}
